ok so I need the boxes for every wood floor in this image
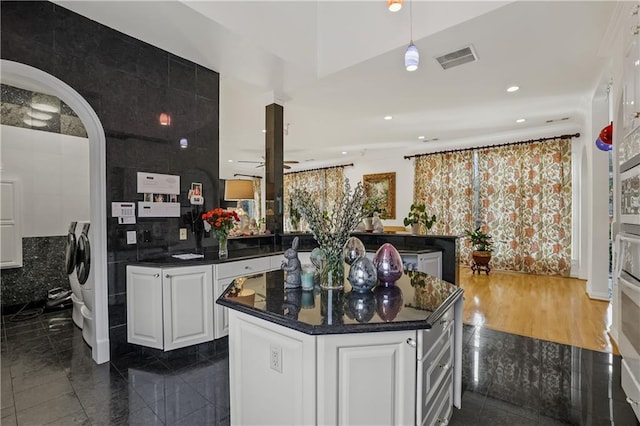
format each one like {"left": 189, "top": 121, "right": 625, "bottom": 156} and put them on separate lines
{"left": 458, "top": 267, "right": 619, "bottom": 354}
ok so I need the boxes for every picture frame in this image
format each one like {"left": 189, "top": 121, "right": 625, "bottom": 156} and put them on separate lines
{"left": 363, "top": 172, "right": 396, "bottom": 219}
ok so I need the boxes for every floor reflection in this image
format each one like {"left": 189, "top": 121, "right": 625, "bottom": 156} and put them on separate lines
{"left": 451, "top": 324, "right": 639, "bottom": 425}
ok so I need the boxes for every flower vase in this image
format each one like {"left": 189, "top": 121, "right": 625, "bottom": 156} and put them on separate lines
{"left": 218, "top": 234, "right": 228, "bottom": 258}
{"left": 320, "top": 252, "right": 345, "bottom": 290}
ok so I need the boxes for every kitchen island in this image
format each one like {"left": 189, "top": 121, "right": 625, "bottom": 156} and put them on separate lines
{"left": 217, "top": 270, "right": 463, "bottom": 425}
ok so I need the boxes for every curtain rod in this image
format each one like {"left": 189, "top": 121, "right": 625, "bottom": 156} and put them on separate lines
{"left": 284, "top": 163, "right": 354, "bottom": 175}
{"left": 403, "top": 133, "right": 581, "bottom": 160}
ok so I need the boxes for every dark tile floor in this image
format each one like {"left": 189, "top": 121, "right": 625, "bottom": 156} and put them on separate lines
{"left": 1, "top": 308, "right": 638, "bottom": 425}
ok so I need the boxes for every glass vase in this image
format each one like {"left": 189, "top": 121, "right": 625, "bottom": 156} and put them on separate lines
{"left": 320, "top": 252, "right": 345, "bottom": 290}
{"left": 218, "top": 233, "right": 228, "bottom": 258}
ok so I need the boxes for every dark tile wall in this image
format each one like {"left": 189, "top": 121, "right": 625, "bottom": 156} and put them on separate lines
{"left": 0, "top": 237, "right": 68, "bottom": 308}
{"left": 1, "top": 1, "right": 220, "bottom": 356}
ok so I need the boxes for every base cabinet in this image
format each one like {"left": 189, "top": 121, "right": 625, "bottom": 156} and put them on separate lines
{"left": 214, "top": 254, "right": 282, "bottom": 339}
{"left": 127, "top": 265, "right": 213, "bottom": 351}
{"left": 228, "top": 298, "right": 461, "bottom": 425}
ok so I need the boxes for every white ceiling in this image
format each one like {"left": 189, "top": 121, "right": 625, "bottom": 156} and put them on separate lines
{"left": 55, "top": 1, "right": 618, "bottom": 178}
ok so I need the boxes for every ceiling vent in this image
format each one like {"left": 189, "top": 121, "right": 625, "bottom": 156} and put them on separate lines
{"left": 435, "top": 45, "right": 478, "bottom": 70}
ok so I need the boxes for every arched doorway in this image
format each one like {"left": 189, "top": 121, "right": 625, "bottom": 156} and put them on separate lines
{"left": 1, "top": 60, "right": 109, "bottom": 364}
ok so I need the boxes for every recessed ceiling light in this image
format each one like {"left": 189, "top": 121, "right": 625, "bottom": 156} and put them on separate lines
{"left": 180, "top": 138, "right": 188, "bottom": 149}
{"left": 516, "top": 118, "right": 526, "bottom": 123}
{"left": 384, "top": 116, "right": 393, "bottom": 120}
{"left": 507, "top": 86, "right": 519, "bottom": 93}
{"left": 227, "top": 159, "right": 233, "bottom": 163}
{"left": 261, "top": 129, "right": 266, "bottom": 133}
{"left": 418, "top": 136, "right": 425, "bottom": 140}
{"left": 27, "top": 110, "right": 52, "bottom": 120}
{"left": 341, "top": 151, "right": 348, "bottom": 155}
{"left": 31, "top": 103, "right": 59, "bottom": 113}
{"left": 23, "top": 118, "right": 47, "bottom": 127}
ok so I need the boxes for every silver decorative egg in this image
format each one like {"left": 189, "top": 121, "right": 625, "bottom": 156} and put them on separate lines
{"left": 347, "top": 256, "right": 377, "bottom": 292}
{"left": 343, "top": 237, "right": 366, "bottom": 265}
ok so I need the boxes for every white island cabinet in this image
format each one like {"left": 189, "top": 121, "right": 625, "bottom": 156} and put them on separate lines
{"left": 126, "top": 265, "right": 213, "bottom": 351}
{"left": 222, "top": 270, "right": 463, "bottom": 425}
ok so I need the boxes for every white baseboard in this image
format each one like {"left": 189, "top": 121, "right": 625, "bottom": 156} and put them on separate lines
{"left": 94, "top": 337, "right": 110, "bottom": 364}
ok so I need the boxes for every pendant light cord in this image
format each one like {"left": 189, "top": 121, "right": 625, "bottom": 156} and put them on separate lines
{"left": 411, "top": 0, "right": 416, "bottom": 43}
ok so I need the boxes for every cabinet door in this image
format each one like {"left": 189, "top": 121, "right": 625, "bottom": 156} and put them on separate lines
{"left": 214, "top": 276, "right": 234, "bottom": 339}
{"left": 317, "top": 330, "right": 417, "bottom": 426}
{"left": 163, "top": 265, "right": 213, "bottom": 351}
{"left": 419, "top": 252, "right": 442, "bottom": 278}
{"left": 127, "top": 266, "right": 164, "bottom": 349}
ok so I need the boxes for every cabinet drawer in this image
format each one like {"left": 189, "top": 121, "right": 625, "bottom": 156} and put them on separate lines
{"left": 418, "top": 331, "right": 453, "bottom": 410}
{"left": 217, "top": 257, "right": 271, "bottom": 279}
{"left": 420, "top": 307, "right": 454, "bottom": 348}
{"left": 421, "top": 369, "right": 453, "bottom": 426}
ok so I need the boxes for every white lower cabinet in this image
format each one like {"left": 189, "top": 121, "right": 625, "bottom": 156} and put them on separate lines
{"left": 228, "top": 299, "right": 460, "bottom": 425}
{"left": 214, "top": 254, "right": 283, "bottom": 339}
{"left": 127, "top": 265, "right": 213, "bottom": 351}
{"left": 418, "top": 252, "right": 442, "bottom": 279}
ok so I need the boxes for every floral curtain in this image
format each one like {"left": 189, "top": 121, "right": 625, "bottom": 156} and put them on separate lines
{"left": 252, "top": 178, "right": 262, "bottom": 221}
{"left": 414, "top": 151, "right": 475, "bottom": 263}
{"left": 477, "top": 139, "right": 572, "bottom": 275}
{"left": 283, "top": 166, "right": 345, "bottom": 231}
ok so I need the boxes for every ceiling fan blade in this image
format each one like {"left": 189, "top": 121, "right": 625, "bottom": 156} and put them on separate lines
{"left": 284, "top": 160, "right": 299, "bottom": 164}
{"left": 283, "top": 164, "right": 291, "bottom": 169}
{"left": 237, "top": 160, "right": 263, "bottom": 164}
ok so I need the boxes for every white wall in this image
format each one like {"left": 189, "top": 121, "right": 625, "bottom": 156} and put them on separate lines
{"left": 0, "top": 125, "right": 89, "bottom": 237}
{"left": 344, "top": 151, "right": 413, "bottom": 228}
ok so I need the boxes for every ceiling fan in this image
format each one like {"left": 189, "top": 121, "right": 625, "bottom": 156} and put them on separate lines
{"left": 237, "top": 158, "right": 300, "bottom": 169}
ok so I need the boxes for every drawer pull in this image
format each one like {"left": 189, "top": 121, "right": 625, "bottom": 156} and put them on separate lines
{"left": 437, "top": 418, "right": 449, "bottom": 425}
{"left": 153, "top": 273, "right": 160, "bottom": 278}
{"left": 627, "top": 397, "right": 639, "bottom": 405}
{"left": 244, "top": 266, "right": 251, "bottom": 270}
{"left": 406, "top": 338, "right": 417, "bottom": 348}
{"left": 165, "top": 274, "right": 171, "bottom": 278}
{"left": 439, "top": 319, "right": 449, "bottom": 326}
{"left": 634, "top": 25, "right": 640, "bottom": 36}
{"left": 438, "top": 363, "right": 450, "bottom": 370}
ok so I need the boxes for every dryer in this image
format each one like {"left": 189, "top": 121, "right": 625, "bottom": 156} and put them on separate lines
{"left": 65, "top": 221, "right": 84, "bottom": 328}
{"left": 76, "top": 222, "right": 94, "bottom": 347}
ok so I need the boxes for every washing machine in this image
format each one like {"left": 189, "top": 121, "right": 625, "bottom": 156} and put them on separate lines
{"left": 76, "top": 222, "right": 94, "bottom": 347}
{"left": 65, "top": 221, "right": 84, "bottom": 328}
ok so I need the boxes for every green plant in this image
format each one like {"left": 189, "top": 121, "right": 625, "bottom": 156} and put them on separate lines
{"left": 361, "top": 194, "right": 386, "bottom": 218}
{"left": 289, "top": 198, "right": 301, "bottom": 227}
{"left": 464, "top": 227, "right": 493, "bottom": 252}
{"left": 403, "top": 203, "right": 437, "bottom": 230}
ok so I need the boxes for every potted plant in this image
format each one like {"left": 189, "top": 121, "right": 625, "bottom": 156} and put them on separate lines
{"left": 361, "top": 194, "right": 386, "bottom": 231}
{"left": 403, "top": 203, "right": 437, "bottom": 235}
{"left": 464, "top": 227, "right": 493, "bottom": 273}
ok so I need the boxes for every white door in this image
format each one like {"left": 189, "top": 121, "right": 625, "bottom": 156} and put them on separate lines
{"left": 162, "top": 265, "right": 213, "bottom": 350}
{"left": 126, "top": 266, "right": 163, "bottom": 349}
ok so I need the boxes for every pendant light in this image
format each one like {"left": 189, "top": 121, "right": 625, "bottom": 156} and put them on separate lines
{"left": 387, "top": 0, "right": 402, "bottom": 12}
{"left": 404, "top": 0, "right": 419, "bottom": 71}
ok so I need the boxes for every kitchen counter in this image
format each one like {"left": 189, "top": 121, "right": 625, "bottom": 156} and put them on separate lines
{"left": 217, "top": 270, "right": 462, "bottom": 335}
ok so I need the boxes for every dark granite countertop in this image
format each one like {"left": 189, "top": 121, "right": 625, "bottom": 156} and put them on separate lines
{"left": 132, "top": 246, "right": 442, "bottom": 268}
{"left": 134, "top": 246, "right": 285, "bottom": 267}
{"left": 216, "top": 270, "right": 463, "bottom": 336}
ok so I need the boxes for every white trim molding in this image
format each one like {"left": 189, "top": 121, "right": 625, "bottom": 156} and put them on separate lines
{"left": 1, "top": 60, "right": 110, "bottom": 364}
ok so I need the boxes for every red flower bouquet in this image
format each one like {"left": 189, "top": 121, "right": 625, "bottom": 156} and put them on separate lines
{"left": 202, "top": 208, "right": 239, "bottom": 258}
{"left": 201, "top": 208, "right": 240, "bottom": 238}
